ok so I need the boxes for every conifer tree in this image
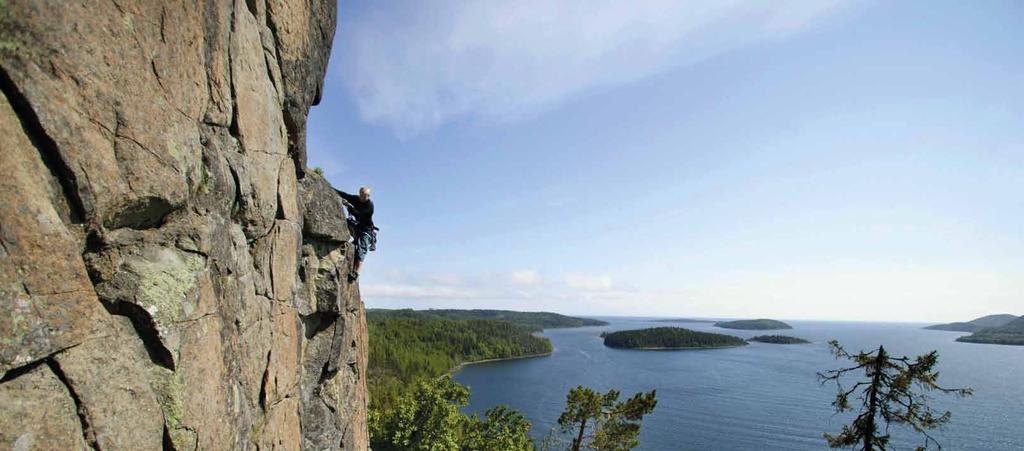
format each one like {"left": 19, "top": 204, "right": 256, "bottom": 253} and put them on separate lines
{"left": 557, "top": 386, "right": 657, "bottom": 451}
{"left": 818, "top": 341, "right": 972, "bottom": 450}
{"left": 369, "top": 375, "right": 533, "bottom": 451}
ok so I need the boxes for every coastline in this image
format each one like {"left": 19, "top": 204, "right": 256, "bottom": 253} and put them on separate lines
{"left": 605, "top": 343, "right": 747, "bottom": 351}
{"left": 449, "top": 351, "right": 553, "bottom": 373}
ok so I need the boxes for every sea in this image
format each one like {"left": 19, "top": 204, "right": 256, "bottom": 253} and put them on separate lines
{"left": 453, "top": 318, "right": 1024, "bottom": 450}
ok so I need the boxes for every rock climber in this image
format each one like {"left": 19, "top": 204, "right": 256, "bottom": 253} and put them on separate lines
{"left": 334, "top": 186, "right": 376, "bottom": 281}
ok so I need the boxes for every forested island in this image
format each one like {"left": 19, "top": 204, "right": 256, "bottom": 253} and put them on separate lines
{"left": 924, "top": 314, "right": 1018, "bottom": 332}
{"left": 955, "top": 315, "right": 1024, "bottom": 346}
{"left": 748, "top": 335, "right": 810, "bottom": 344}
{"left": 602, "top": 327, "right": 748, "bottom": 349}
{"left": 714, "top": 319, "right": 793, "bottom": 330}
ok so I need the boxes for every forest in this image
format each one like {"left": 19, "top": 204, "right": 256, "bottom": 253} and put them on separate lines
{"left": 601, "top": 327, "right": 747, "bottom": 349}
{"left": 955, "top": 315, "right": 1024, "bottom": 345}
{"left": 369, "top": 315, "right": 553, "bottom": 407}
{"left": 367, "top": 309, "right": 628, "bottom": 449}
{"left": 713, "top": 319, "right": 793, "bottom": 330}
{"left": 748, "top": 335, "right": 810, "bottom": 344}
{"left": 368, "top": 308, "right": 608, "bottom": 332}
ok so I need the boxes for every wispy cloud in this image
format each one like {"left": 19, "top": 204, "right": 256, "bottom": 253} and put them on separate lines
{"left": 510, "top": 269, "right": 542, "bottom": 286}
{"left": 362, "top": 264, "right": 1024, "bottom": 322}
{"left": 363, "top": 269, "right": 632, "bottom": 311}
{"left": 564, "top": 273, "right": 614, "bottom": 291}
{"left": 341, "top": 0, "right": 849, "bottom": 135}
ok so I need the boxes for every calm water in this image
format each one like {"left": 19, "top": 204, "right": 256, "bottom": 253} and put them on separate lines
{"left": 454, "top": 318, "right": 1024, "bottom": 450}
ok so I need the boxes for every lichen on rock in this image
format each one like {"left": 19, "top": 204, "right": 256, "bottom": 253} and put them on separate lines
{"left": 0, "top": 0, "right": 367, "bottom": 449}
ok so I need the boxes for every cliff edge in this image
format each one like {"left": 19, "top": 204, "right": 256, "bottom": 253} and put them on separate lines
{"left": 0, "top": 0, "right": 368, "bottom": 449}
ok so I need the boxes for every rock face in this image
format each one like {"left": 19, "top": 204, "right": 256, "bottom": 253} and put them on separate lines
{"left": 0, "top": 1, "right": 368, "bottom": 449}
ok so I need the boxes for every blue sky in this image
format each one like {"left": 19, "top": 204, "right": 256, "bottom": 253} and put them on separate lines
{"left": 308, "top": 0, "right": 1024, "bottom": 322}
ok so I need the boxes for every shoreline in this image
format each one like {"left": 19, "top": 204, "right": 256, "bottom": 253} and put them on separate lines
{"left": 605, "top": 344, "right": 747, "bottom": 351}
{"left": 449, "top": 351, "right": 553, "bottom": 373}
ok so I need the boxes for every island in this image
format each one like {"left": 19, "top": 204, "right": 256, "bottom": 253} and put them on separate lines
{"left": 955, "top": 315, "right": 1024, "bottom": 346}
{"left": 923, "top": 314, "right": 1018, "bottom": 332}
{"left": 748, "top": 335, "right": 810, "bottom": 344}
{"left": 714, "top": 319, "right": 793, "bottom": 330}
{"left": 601, "top": 327, "right": 747, "bottom": 350}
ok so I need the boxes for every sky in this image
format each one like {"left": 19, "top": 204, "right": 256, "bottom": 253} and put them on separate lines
{"left": 307, "top": 0, "right": 1024, "bottom": 322}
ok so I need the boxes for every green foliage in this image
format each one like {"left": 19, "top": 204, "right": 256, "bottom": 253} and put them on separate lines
{"left": 975, "top": 315, "right": 1024, "bottom": 333}
{"left": 369, "top": 316, "right": 553, "bottom": 408}
{"left": 748, "top": 335, "right": 810, "bottom": 344}
{"left": 955, "top": 334, "right": 1024, "bottom": 346}
{"left": 601, "top": 327, "right": 746, "bottom": 349}
{"left": 923, "top": 314, "right": 1018, "bottom": 332}
{"left": 370, "top": 375, "right": 533, "bottom": 451}
{"left": 371, "top": 375, "right": 469, "bottom": 451}
{"left": 366, "top": 311, "right": 651, "bottom": 450}
{"left": 368, "top": 308, "right": 607, "bottom": 333}
{"left": 713, "top": 319, "right": 793, "bottom": 330}
{"left": 312, "top": 166, "right": 325, "bottom": 177}
{"left": 556, "top": 386, "right": 657, "bottom": 451}
{"left": 464, "top": 405, "right": 534, "bottom": 451}
{"left": 955, "top": 315, "right": 1024, "bottom": 345}
{"left": 818, "top": 341, "right": 973, "bottom": 450}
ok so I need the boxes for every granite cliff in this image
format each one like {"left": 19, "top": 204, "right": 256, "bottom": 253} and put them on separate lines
{"left": 0, "top": 0, "right": 368, "bottom": 449}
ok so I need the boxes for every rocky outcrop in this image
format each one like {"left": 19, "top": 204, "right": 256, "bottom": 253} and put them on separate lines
{"left": 0, "top": 1, "right": 368, "bottom": 449}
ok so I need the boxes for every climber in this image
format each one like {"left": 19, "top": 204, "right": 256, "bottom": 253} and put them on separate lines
{"left": 334, "top": 186, "right": 376, "bottom": 281}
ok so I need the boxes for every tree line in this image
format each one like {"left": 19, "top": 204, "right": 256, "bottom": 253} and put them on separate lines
{"left": 601, "top": 327, "right": 747, "bottom": 349}
{"left": 369, "top": 316, "right": 553, "bottom": 409}
{"left": 368, "top": 312, "right": 971, "bottom": 450}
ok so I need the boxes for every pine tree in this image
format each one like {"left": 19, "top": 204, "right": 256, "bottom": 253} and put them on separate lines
{"left": 557, "top": 386, "right": 657, "bottom": 451}
{"left": 818, "top": 341, "right": 972, "bottom": 450}
{"left": 369, "top": 375, "right": 534, "bottom": 451}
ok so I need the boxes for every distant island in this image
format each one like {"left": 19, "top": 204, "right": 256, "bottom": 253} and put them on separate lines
{"left": 653, "top": 318, "right": 716, "bottom": 323}
{"left": 367, "top": 308, "right": 608, "bottom": 332}
{"left": 602, "top": 327, "right": 747, "bottom": 350}
{"left": 955, "top": 315, "right": 1024, "bottom": 346}
{"left": 748, "top": 335, "right": 810, "bottom": 344}
{"left": 714, "top": 319, "right": 793, "bottom": 330}
{"left": 923, "top": 314, "right": 1018, "bottom": 332}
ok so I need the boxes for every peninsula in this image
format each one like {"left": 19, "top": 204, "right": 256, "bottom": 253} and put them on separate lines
{"left": 924, "top": 314, "right": 1018, "bottom": 333}
{"left": 955, "top": 315, "right": 1024, "bottom": 346}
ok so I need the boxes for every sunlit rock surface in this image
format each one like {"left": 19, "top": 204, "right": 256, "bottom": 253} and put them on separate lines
{"left": 0, "top": 0, "right": 368, "bottom": 449}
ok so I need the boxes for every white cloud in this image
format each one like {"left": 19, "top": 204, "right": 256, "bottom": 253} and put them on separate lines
{"left": 341, "top": 0, "right": 849, "bottom": 134}
{"left": 564, "top": 273, "right": 614, "bottom": 292}
{"left": 639, "top": 264, "right": 1024, "bottom": 322}
{"left": 428, "top": 272, "right": 463, "bottom": 285}
{"left": 361, "top": 264, "right": 1024, "bottom": 322}
{"left": 510, "top": 269, "right": 542, "bottom": 286}
{"left": 362, "top": 269, "right": 627, "bottom": 309}
{"left": 362, "top": 283, "right": 480, "bottom": 299}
